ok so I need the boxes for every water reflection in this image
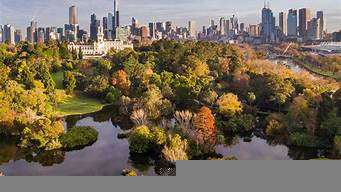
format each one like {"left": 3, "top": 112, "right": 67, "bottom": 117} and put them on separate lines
{"left": 0, "top": 105, "right": 174, "bottom": 176}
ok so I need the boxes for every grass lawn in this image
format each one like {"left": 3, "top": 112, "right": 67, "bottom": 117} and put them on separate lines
{"left": 56, "top": 91, "right": 106, "bottom": 116}
{"left": 52, "top": 71, "right": 65, "bottom": 89}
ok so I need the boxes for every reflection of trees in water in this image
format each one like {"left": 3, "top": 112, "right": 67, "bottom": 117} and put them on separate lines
{"left": 287, "top": 147, "right": 323, "bottom": 160}
{"left": 111, "top": 116, "right": 134, "bottom": 131}
{"left": 0, "top": 137, "right": 19, "bottom": 165}
{"left": 31, "top": 150, "right": 65, "bottom": 167}
{"left": 223, "top": 135, "right": 240, "bottom": 147}
{"left": 0, "top": 136, "right": 66, "bottom": 167}
{"left": 154, "top": 160, "right": 176, "bottom": 176}
{"left": 128, "top": 152, "right": 153, "bottom": 173}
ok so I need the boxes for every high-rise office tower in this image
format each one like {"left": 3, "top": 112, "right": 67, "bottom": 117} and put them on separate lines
{"left": 249, "top": 24, "right": 260, "bottom": 37}
{"left": 57, "top": 28, "right": 64, "bottom": 41}
{"left": 114, "top": 0, "right": 119, "bottom": 27}
{"left": 69, "top": 6, "right": 78, "bottom": 42}
{"left": 287, "top": 9, "right": 298, "bottom": 37}
{"left": 188, "top": 20, "right": 197, "bottom": 39}
{"left": 149, "top": 22, "right": 156, "bottom": 39}
{"left": 132, "top": 17, "right": 139, "bottom": 36}
{"left": 108, "top": 13, "right": 114, "bottom": 30}
{"left": 307, "top": 17, "right": 321, "bottom": 40}
{"left": 225, "top": 19, "right": 230, "bottom": 35}
{"left": 240, "top": 23, "right": 245, "bottom": 32}
{"left": 279, "top": 12, "right": 287, "bottom": 36}
{"left": 316, "top": 11, "right": 324, "bottom": 39}
{"left": 219, "top": 17, "right": 226, "bottom": 35}
{"left": 27, "top": 20, "right": 37, "bottom": 43}
{"left": 37, "top": 27, "right": 45, "bottom": 43}
{"left": 90, "top": 14, "right": 99, "bottom": 40}
{"left": 14, "top": 29, "right": 22, "bottom": 43}
{"left": 165, "top": 21, "right": 173, "bottom": 34}
{"left": 261, "top": 4, "right": 275, "bottom": 43}
{"left": 230, "top": 15, "right": 239, "bottom": 35}
{"left": 2, "top": 25, "right": 15, "bottom": 44}
{"left": 69, "top": 6, "right": 78, "bottom": 25}
{"left": 156, "top": 22, "right": 165, "bottom": 33}
{"left": 140, "top": 26, "right": 149, "bottom": 39}
{"left": 299, "top": 8, "right": 311, "bottom": 37}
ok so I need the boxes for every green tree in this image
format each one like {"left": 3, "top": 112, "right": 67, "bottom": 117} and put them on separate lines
{"left": 63, "top": 71, "right": 76, "bottom": 95}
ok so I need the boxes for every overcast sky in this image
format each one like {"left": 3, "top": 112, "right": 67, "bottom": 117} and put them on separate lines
{"left": 1, "top": 0, "right": 340, "bottom": 33}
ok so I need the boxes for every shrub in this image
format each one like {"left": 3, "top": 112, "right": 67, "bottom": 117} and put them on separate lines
{"left": 265, "top": 113, "right": 287, "bottom": 137}
{"left": 121, "top": 169, "right": 138, "bottom": 176}
{"left": 105, "top": 86, "right": 122, "bottom": 103}
{"left": 162, "top": 134, "right": 188, "bottom": 162}
{"left": 224, "top": 114, "right": 255, "bottom": 133}
{"left": 59, "top": 126, "right": 98, "bottom": 150}
{"left": 151, "top": 127, "right": 167, "bottom": 146}
{"left": 216, "top": 93, "right": 243, "bottom": 118}
{"left": 130, "top": 109, "right": 148, "bottom": 127}
{"left": 128, "top": 126, "right": 153, "bottom": 153}
{"left": 288, "top": 133, "right": 320, "bottom": 148}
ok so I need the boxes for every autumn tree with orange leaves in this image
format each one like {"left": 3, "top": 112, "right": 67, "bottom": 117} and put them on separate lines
{"left": 111, "top": 70, "right": 131, "bottom": 95}
{"left": 193, "top": 106, "right": 217, "bottom": 152}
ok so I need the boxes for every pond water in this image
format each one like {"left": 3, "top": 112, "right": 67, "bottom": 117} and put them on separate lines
{"left": 0, "top": 105, "right": 337, "bottom": 176}
{"left": 0, "top": 106, "right": 175, "bottom": 176}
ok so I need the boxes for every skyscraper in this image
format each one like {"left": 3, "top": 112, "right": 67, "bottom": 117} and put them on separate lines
{"left": 2, "top": 24, "right": 15, "bottom": 44}
{"left": 287, "top": 9, "right": 298, "bottom": 37}
{"left": 69, "top": 6, "right": 78, "bottom": 25}
{"left": 149, "top": 22, "right": 156, "bottom": 39}
{"left": 114, "top": 0, "right": 119, "bottom": 28}
{"left": 299, "top": 8, "right": 311, "bottom": 37}
{"left": 219, "top": 17, "right": 226, "bottom": 36}
{"left": 317, "top": 11, "right": 325, "bottom": 39}
{"left": 307, "top": 17, "right": 321, "bottom": 40}
{"left": 90, "top": 14, "right": 99, "bottom": 40}
{"left": 261, "top": 4, "right": 275, "bottom": 43}
{"left": 279, "top": 12, "right": 287, "bottom": 36}
{"left": 230, "top": 15, "right": 239, "bottom": 35}
{"left": 188, "top": 20, "right": 197, "bottom": 39}
{"left": 108, "top": 13, "right": 114, "bottom": 31}
{"left": 27, "top": 20, "right": 37, "bottom": 43}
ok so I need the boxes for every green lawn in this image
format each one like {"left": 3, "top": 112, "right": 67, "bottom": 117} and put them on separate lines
{"left": 56, "top": 92, "right": 106, "bottom": 116}
{"left": 52, "top": 71, "right": 65, "bottom": 89}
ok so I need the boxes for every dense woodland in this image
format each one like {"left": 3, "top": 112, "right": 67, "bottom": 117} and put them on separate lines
{"left": 0, "top": 40, "right": 340, "bottom": 161}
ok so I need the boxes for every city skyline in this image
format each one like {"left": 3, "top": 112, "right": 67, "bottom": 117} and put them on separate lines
{"left": 1, "top": 0, "right": 341, "bottom": 33}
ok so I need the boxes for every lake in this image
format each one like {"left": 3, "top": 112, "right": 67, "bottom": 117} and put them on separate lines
{"left": 0, "top": 105, "right": 336, "bottom": 176}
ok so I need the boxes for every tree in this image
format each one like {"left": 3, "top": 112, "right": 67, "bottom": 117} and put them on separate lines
{"left": 78, "top": 48, "right": 83, "bottom": 60}
{"left": 216, "top": 93, "right": 243, "bottom": 118}
{"left": 40, "top": 64, "right": 55, "bottom": 94}
{"left": 105, "top": 86, "right": 122, "bottom": 103}
{"left": 193, "top": 106, "right": 217, "bottom": 151}
{"left": 333, "top": 89, "right": 341, "bottom": 116}
{"left": 111, "top": 70, "right": 131, "bottom": 94}
{"left": 229, "top": 49, "right": 242, "bottom": 74}
{"left": 85, "top": 75, "right": 109, "bottom": 98}
{"left": 17, "top": 61, "right": 35, "bottom": 89}
{"left": 63, "top": 71, "right": 76, "bottom": 95}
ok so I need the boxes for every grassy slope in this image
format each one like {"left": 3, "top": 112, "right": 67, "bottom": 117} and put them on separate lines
{"left": 56, "top": 91, "right": 105, "bottom": 116}
{"left": 52, "top": 71, "right": 105, "bottom": 116}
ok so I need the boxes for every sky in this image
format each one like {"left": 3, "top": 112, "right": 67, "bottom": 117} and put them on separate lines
{"left": 1, "top": 0, "right": 341, "bottom": 33}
